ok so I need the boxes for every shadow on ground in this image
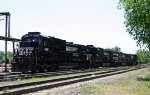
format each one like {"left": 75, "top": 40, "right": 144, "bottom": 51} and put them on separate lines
{"left": 137, "top": 74, "right": 150, "bottom": 81}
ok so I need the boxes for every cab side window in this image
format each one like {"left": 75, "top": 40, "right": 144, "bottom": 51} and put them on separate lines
{"left": 44, "top": 40, "right": 48, "bottom": 47}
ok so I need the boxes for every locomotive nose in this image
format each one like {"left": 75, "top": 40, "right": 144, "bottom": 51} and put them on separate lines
{"left": 11, "top": 58, "right": 31, "bottom": 73}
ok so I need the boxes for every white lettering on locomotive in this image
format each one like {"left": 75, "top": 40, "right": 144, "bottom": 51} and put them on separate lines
{"left": 19, "top": 47, "right": 34, "bottom": 56}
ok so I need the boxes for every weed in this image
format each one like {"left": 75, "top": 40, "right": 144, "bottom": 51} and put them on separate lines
{"left": 2, "top": 87, "right": 9, "bottom": 92}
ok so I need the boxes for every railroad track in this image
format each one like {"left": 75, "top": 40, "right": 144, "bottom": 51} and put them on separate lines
{"left": 0, "top": 66, "right": 130, "bottom": 82}
{"left": 0, "top": 66, "right": 147, "bottom": 95}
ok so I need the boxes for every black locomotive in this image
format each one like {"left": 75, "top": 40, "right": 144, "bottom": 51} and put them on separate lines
{"left": 11, "top": 32, "right": 138, "bottom": 73}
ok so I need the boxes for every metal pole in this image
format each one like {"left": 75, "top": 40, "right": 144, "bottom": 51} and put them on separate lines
{"left": 13, "top": 41, "right": 15, "bottom": 60}
{"left": 8, "top": 13, "right": 10, "bottom": 38}
{"left": 5, "top": 15, "right": 8, "bottom": 72}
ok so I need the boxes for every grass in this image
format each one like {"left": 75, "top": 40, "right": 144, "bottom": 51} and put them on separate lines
{"left": 79, "top": 79, "right": 150, "bottom": 95}
{"left": 2, "top": 87, "right": 9, "bottom": 93}
{"left": 79, "top": 80, "right": 135, "bottom": 95}
{"left": 74, "top": 68, "right": 150, "bottom": 95}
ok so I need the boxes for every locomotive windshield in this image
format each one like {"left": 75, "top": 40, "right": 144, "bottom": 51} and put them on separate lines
{"left": 20, "top": 38, "right": 39, "bottom": 48}
{"left": 20, "top": 42, "right": 38, "bottom": 47}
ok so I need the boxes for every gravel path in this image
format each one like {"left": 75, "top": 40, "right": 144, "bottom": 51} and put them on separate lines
{"left": 24, "top": 67, "right": 149, "bottom": 95}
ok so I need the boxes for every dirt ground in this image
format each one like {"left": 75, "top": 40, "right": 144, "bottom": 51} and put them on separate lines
{"left": 25, "top": 67, "right": 150, "bottom": 95}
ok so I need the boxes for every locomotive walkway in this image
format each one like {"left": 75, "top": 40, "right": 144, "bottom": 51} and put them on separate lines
{"left": 0, "top": 65, "right": 147, "bottom": 95}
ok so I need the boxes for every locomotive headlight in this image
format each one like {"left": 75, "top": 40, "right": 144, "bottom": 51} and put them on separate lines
{"left": 44, "top": 48, "right": 49, "bottom": 51}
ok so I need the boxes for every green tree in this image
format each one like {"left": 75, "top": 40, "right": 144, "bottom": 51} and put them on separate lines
{"left": 136, "top": 49, "right": 150, "bottom": 64}
{"left": 118, "top": 0, "right": 150, "bottom": 49}
{"left": 111, "top": 46, "right": 121, "bottom": 52}
{"left": 7, "top": 51, "right": 13, "bottom": 64}
{"left": 0, "top": 51, "right": 13, "bottom": 64}
{"left": 0, "top": 51, "right": 4, "bottom": 64}
{"left": 144, "top": 50, "right": 150, "bottom": 63}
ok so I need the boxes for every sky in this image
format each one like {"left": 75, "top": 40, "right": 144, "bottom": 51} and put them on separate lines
{"left": 0, "top": 0, "right": 139, "bottom": 54}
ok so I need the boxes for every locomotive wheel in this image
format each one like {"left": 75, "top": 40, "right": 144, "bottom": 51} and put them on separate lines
{"left": 54, "top": 65, "right": 59, "bottom": 70}
{"left": 31, "top": 70, "right": 36, "bottom": 73}
{"left": 47, "top": 67, "right": 51, "bottom": 72}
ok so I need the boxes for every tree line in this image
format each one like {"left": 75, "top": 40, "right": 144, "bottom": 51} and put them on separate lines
{"left": 136, "top": 49, "right": 150, "bottom": 64}
{"left": 0, "top": 51, "right": 13, "bottom": 64}
{"left": 111, "top": 46, "right": 150, "bottom": 64}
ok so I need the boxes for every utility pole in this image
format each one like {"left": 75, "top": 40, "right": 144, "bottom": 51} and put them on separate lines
{"left": 0, "top": 12, "right": 11, "bottom": 72}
